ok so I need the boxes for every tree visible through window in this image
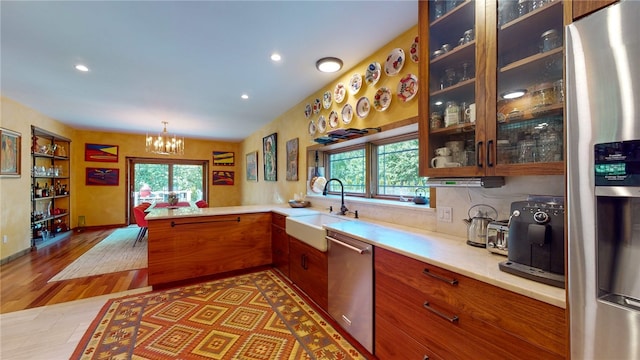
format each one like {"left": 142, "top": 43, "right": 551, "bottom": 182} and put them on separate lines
{"left": 327, "top": 149, "right": 365, "bottom": 193}
{"left": 377, "top": 139, "right": 424, "bottom": 197}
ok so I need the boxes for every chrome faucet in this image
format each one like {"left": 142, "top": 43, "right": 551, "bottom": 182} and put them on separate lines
{"left": 323, "top": 178, "right": 349, "bottom": 215}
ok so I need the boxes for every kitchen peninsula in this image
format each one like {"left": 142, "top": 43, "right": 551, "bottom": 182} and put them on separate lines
{"left": 146, "top": 205, "right": 563, "bottom": 306}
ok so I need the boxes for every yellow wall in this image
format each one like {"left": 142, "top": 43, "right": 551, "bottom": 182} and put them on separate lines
{"left": 1, "top": 25, "right": 418, "bottom": 261}
{"left": 72, "top": 130, "right": 240, "bottom": 228}
{"left": 0, "top": 97, "right": 74, "bottom": 259}
{"left": 240, "top": 25, "right": 419, "bottom": 204}
{"left": 0, "top": 97, "right": 240, "bottom": 260}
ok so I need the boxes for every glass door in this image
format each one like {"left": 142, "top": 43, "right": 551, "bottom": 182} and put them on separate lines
{"left": 495, "top": 0, "right": 564, "bottom": 173}
{"left": 128, "top": 158, "right": 208, "bottom": 224}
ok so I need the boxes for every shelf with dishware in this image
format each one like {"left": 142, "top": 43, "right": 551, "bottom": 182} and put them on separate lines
{"left": 30, "top": 126, "right": 71, "bottom": 249}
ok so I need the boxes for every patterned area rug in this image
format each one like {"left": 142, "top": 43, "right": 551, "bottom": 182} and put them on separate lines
{"left": 72, "top": 269, "right": 364, "bottom": 359}
{"left": 48, "top": 227, "right": 147, "bottom": 282}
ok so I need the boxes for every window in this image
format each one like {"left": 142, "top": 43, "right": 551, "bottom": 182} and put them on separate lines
{"left": 325, "top": 133, "right": 428, "bottom": 203}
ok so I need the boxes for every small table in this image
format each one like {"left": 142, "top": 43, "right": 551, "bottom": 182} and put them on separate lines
{"left": 147, "top": 201, "right": 192, "bottom": 210}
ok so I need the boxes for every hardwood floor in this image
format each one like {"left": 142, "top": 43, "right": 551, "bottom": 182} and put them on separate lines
{"left": 0, "top": 228, "right": 148, "bottom": 314}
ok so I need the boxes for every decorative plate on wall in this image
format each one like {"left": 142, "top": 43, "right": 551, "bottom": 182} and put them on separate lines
{"left": 313, "top": 98, "right": 322, "bottom": 114}
{"left": 356, "top": 97, "right": 371, "bottom": 119}
{"left": 410, "top": 36, "right": 419, "bottom": 63}
{"left": 384, "top": 48, "right": 405, "bottom": 76}
{"left": 373, "top": 87, "right": 392, "bottom": 111}
{"left": 397, "top": 73, "right": 418, "bottom": 102}
{"left": 308, "top": 119, "right": 317, "bottom": 136}
{"left": 323, "top": 91, "right": 332, "bottom": 109}
{"left": 317, "top": 115, "right": 327, "bottom": 133}
{"left": 341, "top": 103, "right": 354, "bottom": 124}
{"left": 334, "top": 83, "right": 346, "bottom": 104}
{"left": 365, "top": 62, "right": 381, "bottom": 86}
{"left": 329, "top": 110, "right": 339, "bottom": 128}
{"left": 349, "top": 73, "right": 363, "bottom": 95}
{"left": 304, "top": 104, "right": 312, "bottom": 118}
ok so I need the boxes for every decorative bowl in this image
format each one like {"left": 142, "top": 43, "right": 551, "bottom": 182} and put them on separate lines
{"left": 288, "top": 200, "right": 311, "bottom": 208}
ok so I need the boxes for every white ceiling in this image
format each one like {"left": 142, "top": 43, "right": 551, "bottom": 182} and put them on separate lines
{"left": 1, "top": 1, "right": 418, "bottom": 141}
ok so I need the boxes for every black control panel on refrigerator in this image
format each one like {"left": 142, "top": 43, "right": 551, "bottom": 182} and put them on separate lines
{"left": 595, "top": 140, "right": 640, "bottom": 186}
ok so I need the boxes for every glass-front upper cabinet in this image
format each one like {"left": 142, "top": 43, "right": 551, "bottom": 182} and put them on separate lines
{"left": 493, "top": 0, "right": 564, "bottom": 174}
{"left": 422, "top": 0, "right": 483, "bottom": 177}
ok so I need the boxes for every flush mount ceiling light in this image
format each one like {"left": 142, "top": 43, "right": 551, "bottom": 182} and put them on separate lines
{"left": 316, "top": 57, "right": 343, "bottom": 73}
{"left": 270, "top": 53, "right": 282, "bottom": 62}
{"left": 501, "top": 89, "right": 528, "bottom": 99}
{"left": 241, "top": 93, "right": 249, "bottom": 100}
{"left": 75, "top": 64, "right": 89, "bottom": 72}
{"left": 145, "top": 121, "right": 184, "bottom": 155}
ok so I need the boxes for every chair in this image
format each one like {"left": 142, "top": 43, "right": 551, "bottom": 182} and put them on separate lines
{"left": 195, "top": 200, "right": 209, "bottom": 208}
{"left": 133, "top": 204, "right": 149, "bottom": 247}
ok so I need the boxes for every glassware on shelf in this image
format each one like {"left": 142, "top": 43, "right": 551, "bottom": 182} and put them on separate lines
{"left": 445, "top": 68, "right": 458, "bottom": 87}
{"left": 444, "top": 101, "right": 461, "bottom": 127}
{"left": 463, "top": 29, "right": 474, "bottom": 43}
{"left": 540, "top": 29, "right": 561, "bottom": 53}
{"left": 460, "top": 61, "right": 473, "bottom": 81}
{"left": 432, "top": 0, "right": 445, "bottom": 20}
{"left": 517, "top": 0, "right": 531, "bottom": 17}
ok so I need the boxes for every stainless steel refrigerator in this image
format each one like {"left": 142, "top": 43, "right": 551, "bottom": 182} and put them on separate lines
{"left": 566, "top": 1, "right": 640, "bottom": 358}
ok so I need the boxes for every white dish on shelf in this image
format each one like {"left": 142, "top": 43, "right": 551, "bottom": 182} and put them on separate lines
{"left": 329, "top": 110, "right": 339, "bottom": 128}
{"left": 349, "top": 73, "right": 363, "bottom": 95}
{"left": 384, "top": 48, "right": 405, "bottom": 76}
{"left": 317, "top": 115, "right": 327, "bottom": 133}
{"left": 373, "top": 87, "right": 392, "bottom": 111}
{"left": 397, "top": 73, "right": 418, "bottom": 102}
{"left": 341, "top": 103, "right": 354, "bottom": 124}
{"left": 334, "top": 82, "right": 346, "bottom": 103}
{"left": 410, "top": 36, "right": 419, "bottom": 63}
{"left": 323, "top": 91, "right": 332, "bottom": 109}
{"left": 313, "top": 98, "right": 322, "bottom": 114}
{"left": 356, "top": 97, "right": 371, "bottom": 119}
{"left": 304, "top": 104, "right": 312, "bottom": 118}
{"left": 365, "top": 62, "right": 381, "bottom": 86}
{"left": 308, "top": 120, "right": 317, "bottom": 136}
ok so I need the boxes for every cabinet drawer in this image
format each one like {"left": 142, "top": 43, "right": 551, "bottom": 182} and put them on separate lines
{"left": 375, "top": 247, "right": 566, "bottom": 357}
{"left": 272, "top": 212, "right": 286, "bottom": 228}
{"left": 376, "top": 316, "right": 442, "bottom": 360}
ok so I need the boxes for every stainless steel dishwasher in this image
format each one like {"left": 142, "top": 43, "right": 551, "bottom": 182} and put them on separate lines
{"left": 326, "top": 230, "right": 373, "bottom": 353}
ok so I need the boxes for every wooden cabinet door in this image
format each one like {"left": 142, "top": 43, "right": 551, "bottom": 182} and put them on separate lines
{"left": 573, "top": 0, "right": 617, "bottom": 20}
{"left": 271, "top": 223, "right": 289, "bottom": 278}
{"left": 288, "top": 236, "right": 328, "bottom": 310}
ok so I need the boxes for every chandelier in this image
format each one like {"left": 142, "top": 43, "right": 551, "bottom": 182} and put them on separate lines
{"left": 145, "top": 121, "right": 184, "bottom": 155}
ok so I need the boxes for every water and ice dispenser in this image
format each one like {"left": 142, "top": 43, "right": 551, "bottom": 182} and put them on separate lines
{"left": 594, "top": 140, "right": 640, "bottom": 311}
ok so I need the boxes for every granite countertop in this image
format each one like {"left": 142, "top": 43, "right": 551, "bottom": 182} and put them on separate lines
{"left": 145, "top": 204, "right": 566, "bottom": 308}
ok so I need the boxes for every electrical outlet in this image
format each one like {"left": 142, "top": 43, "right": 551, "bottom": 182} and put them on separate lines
{"left": 437, "top": 206, "right": 453, "bottom": 223}
{"left": 3, "top": 235, "right": 7, "bottom": 244}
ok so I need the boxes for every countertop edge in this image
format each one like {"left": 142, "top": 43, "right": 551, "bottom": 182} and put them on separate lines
{"left": 145, "top": 204, "right": 566, "bottom": 308}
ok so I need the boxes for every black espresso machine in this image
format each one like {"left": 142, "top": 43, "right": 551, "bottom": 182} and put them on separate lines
{"left": 499, "top": 197, "right": 565, "bottom": 288}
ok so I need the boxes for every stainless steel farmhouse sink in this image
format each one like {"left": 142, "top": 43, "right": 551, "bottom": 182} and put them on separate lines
{"left": 285, "top": 214, "right": 351, "bottom": 251}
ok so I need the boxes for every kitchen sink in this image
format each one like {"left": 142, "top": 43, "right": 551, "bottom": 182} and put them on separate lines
{"left": 285, "top": 214, "right": 351, "bottom": 251}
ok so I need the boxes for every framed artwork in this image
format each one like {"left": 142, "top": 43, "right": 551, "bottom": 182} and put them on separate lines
{"left": 86, "top": 167, "right": 119, "bottom": 186}
{"left": 0, "top": 128, "right": 21, "bottom": 177}
{"left": 212, "top": 151, "right": 235, "bottom": 166}
{"left": 213, "top": 170, "right": 234, "bottom": 185}
{"left": 263, "top": 133, "right": 277, "bottom": 181}
{"left": 246, "top": 151, "right": 258, "bottom": 182}
{"left": 85, "top": 143, "right": 119, "bottom": 162}
{"left": 286, "top": 138, "right": 299, "bottom": 181}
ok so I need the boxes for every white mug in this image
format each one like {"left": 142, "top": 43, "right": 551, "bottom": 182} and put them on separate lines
{"left": 431, "top": 155, "right": 453, "bottom": 168}
{"left": 465, "top": 103, "right": 476, "bottom": 123}
{"left": 435, "top": 147, "right": 452, "bottom": 156}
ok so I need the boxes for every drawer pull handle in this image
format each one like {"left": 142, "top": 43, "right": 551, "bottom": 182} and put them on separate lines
{"left": 423, "top": 301, "right": 459, "bottom": 323}
{"left": 422, "top": 269, "right": 458, "bottom": 285}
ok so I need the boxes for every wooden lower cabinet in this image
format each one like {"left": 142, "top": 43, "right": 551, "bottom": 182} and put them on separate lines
{"left": 148, "top": 213, "right": 272, "bottom": 285}
{"left": 271, "top": 213, "right": 289, "bottom": 277}
{"left": 376, "top": 316, "right": 443, "bottom": 360}
{"left": 375, "top": 247, "right": 566, "bottom": 360}
{"left": 288, "top": 235, "right": 328, "bottom": 310}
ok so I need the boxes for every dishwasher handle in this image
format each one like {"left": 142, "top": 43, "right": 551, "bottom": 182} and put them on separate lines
{"left": 326, "top": 236, "right": 369, "bottom": 254}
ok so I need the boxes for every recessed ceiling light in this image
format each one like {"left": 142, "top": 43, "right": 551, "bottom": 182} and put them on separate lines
{"left": 75, "top": 64, "right": 89, "bottom": 72}
{"left": 501, "top": 89, "right": 527, "bottom": 99}
{"left": 241, "top": 94, "right": 249, "bottom": 100}
{"left": 270, "top": 53, "right": 281, "bottom": 62}
{"left": 316, "top": 57, "right": 343, "bottom": 73}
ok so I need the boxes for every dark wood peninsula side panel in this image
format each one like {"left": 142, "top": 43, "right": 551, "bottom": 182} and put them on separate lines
{"left": 147, "top": 212, "right": 271, "bottom": 285}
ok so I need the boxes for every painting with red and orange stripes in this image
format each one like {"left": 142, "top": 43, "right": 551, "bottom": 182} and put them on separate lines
{"left": 213, "top": 171, "right": 234, "bottom": 185}
{"left": 85, "top": 143, "right": 118, "bottom": 162}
